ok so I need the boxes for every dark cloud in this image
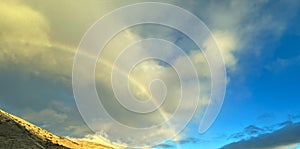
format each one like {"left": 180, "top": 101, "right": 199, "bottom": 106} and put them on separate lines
{"left": 154, "top": 137, "right": 202, "bottom": 148}
{"left": 221, "top": 122, "right": 300, "bottom": 149}
{"left": 228, "top": 132, "right": 245, "bottom": 140}
{"left": 177, "top": 137, "right": 200, "bottom": 144}
{"left": 154, "top": 143, "right": 174, "bottom": 148}
{"left": 277, "top": 120, "right": 293, "bottom": 128}
{"left": 244, "top": 125, "right": 264, "bottom": 136}
{"left": 0, "top": 68, "right": 91, "bottom": 137}
{"left": 228, "top": 119, "right": 297, "bottom": 141}
{"left": 263, "top": 120, "right": 294, "bottom": 134}
{"left": 228, "top": 125, "right": 265, "bottom": 140}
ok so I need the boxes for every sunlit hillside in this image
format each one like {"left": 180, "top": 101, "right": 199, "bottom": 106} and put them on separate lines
{"left": 0, "top": 109, "right": 115, "bottom": 149}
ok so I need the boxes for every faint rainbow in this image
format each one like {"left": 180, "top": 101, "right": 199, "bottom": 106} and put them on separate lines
{"left": 24, "top": 40, "right": 181, "bottom": 142}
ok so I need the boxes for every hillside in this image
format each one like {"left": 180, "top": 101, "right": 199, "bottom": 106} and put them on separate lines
{"left": 0, "top": 109, "right": 115, "bottom": 149}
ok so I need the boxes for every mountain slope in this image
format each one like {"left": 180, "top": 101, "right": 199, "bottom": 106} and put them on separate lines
{"left": 0, "top": 109, "right": 114, "bottom": 149}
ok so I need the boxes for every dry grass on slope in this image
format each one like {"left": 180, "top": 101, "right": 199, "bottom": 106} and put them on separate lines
{"left": 0, "top": 109, "right": 114, "bottom": 149}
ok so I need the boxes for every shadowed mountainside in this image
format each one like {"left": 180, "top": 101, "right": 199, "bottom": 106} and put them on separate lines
{"left": 0, "top": 109, "right": 115, "bottom": 149}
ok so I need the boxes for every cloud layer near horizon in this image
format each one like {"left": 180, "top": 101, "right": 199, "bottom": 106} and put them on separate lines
{"left": 221, "top": 122, "right": 300, "bottom": 149}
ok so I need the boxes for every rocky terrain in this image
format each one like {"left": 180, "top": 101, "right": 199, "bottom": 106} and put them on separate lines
{"left": 0, "top": 109, "right": 115, "bottom": 149}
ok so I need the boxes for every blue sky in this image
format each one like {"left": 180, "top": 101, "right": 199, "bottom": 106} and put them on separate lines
{"left": 1, "top": 0, "right": 300, "bottom": 148}
{"left": 176, "top": 2, "right": 300, "bottom": 148}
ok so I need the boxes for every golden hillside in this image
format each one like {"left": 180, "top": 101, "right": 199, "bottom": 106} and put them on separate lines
{"left": 0, "top": 109, "right": 115, "bottom": 149}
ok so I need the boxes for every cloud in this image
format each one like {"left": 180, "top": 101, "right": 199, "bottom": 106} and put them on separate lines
{"left": 154, "top": 143, "right": 174, "bottom": 148}
{"left": 244, "top": 125, "right": 265, "bottom": 136}
{"left": 0, "top": 0, "right": 49, "bottom": 43}
{"left": 221, "top": 122, "right": 300, "bottom": 149}
{"left": 23, "top": 109, "right": 68, "bottom": 127}
{"left": 177, "top": 137, "right": 200, "bottom": 144}
{"left": 3, "top": 0, "right": 299, "bottom": 147}
{"left": 228, "top": 125, "right": 265, "bottom": 140}
{"left": 228, "top": 119, "right": 296, "bottom": 141}
{"left": 277, "top": 120, "right": 294, "bottom": 128}
{"left": 0, "top": 0, "right": 74, "bottom": 84}
{"left": 0, "top": 0, "right": 214, "bottom": 146}
{"left": 67, "top": 133, "right": 125, "bottom": 149}
{"left": 273, "top": 144, "right": 300, "bottom": 149}
{"left": 24, "top": 0, "right": 145, "bottom": 45}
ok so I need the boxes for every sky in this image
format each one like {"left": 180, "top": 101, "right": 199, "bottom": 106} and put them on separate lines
{"left": 0, "top": 0, "right": 300, "bottom": 148}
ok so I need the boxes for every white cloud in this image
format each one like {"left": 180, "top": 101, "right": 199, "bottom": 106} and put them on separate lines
{"left": 0, "top": 0, "right": 233, "bottom": 146}
{"left": 2, "top": 0, "right": 298, "bottom": 147}
{"left": 212, "top": 30, "right": 237, "bottom": 69}
{"left": 0, "top": 0, "right": 49, "bottom": 43}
